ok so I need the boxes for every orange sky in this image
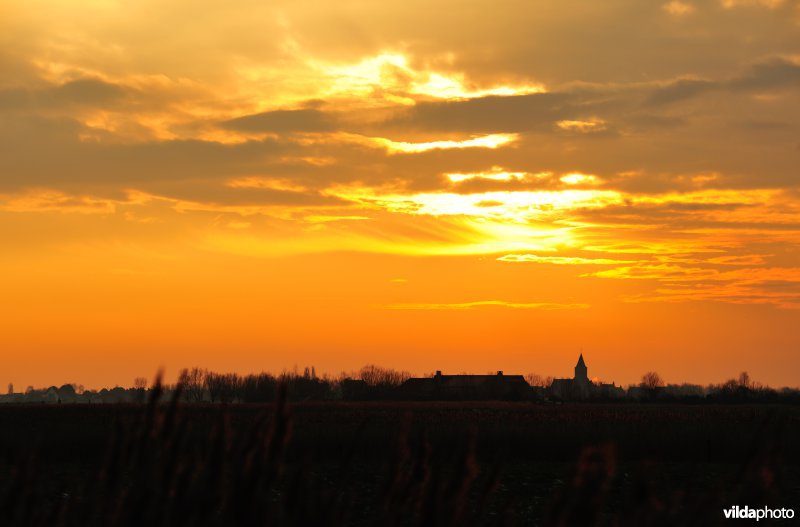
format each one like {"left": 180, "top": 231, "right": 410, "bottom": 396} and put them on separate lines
{"left": 1, "top": 0, "right": 799, "bottom": 389}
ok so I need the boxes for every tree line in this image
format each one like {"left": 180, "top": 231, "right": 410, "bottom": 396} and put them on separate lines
{"left": 179, "top": 364, "right": 414, "bottom": 403}
{"left": 3, "top": 366, "right": 798, "bottom": 404}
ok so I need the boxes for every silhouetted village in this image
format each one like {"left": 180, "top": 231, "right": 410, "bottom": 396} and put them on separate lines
{"left": 2, "top": 355, "right": 797, "bottom": 405}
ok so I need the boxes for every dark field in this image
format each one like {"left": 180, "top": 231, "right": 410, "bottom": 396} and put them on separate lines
{"left": 1, "top": 400, "right": 798, "bottom": 526}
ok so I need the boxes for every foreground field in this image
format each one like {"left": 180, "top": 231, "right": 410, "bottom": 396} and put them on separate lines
{"left": 1, "top": 401, "right": 798, "bottom": 526}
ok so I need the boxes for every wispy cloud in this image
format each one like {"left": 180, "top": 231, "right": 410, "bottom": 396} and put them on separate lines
{"left": 381, "top": 300, "right": 590, "bottom": 310}
{"left": 498, "top": 254, "right": 637, "bottom": 265}
{"left": 556, "top": 118, "right": 607, "bottom": 133}
{"left": 370, "top": 133, "right": 519, "bottom": 154}
{"left": 662, "top": 1, "right": 696, "bottom": 16}
{"left": 0, "top": 189, "right": 120, "bottom": 214}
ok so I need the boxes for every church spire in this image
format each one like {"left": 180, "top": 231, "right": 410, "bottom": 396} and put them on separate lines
{"left": 576, "top": 354, "right": 586, "bottom": 369}
{"left": 574, "top": 353, "right": 588, "bottom": 383}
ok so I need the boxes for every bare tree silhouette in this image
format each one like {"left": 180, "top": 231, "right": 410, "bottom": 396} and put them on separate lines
{"left": 525, "top": 373, "right": 554, "bottom": 388}
{"left": 640, "top": 371, "right": 664, "bottom": 390}
{"left": 178, "top": 367, "right": 207, "bottom": 402}
{"left": 738, "top": 371, "right": 752, "bottom": 390}
{"left": 359, "top": 364, "right": 411, "bottom": 387}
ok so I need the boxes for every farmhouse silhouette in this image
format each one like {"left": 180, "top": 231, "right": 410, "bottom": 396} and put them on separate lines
{"left": 400, "top": 354, "right": 624, "bottom": 400}
{"left": 400, "top": 370, "right": 530, "bottom": 400}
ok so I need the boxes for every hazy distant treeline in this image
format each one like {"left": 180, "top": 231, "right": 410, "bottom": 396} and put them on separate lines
{"left": 0, "top": 365, "right": 412, "bottom": 405}
{"left": 2, "top": 366, "right": 798, "bottom": 404}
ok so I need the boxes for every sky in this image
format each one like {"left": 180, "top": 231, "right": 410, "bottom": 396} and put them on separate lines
{"left": 1, "top": 0, "right": 799, "bottom": 390}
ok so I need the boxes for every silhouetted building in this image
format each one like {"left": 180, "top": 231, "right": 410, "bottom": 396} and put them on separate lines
{"left": 550, "top": 355, "right": 623, "bottom": 400}
{"left": 400, "top": 370, "right": 531, "bottom": 400}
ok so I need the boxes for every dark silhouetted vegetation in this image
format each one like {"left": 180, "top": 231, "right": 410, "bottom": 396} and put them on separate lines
{"left": 0, "top": 378, "right": 798, "bottom": 526}
{"left": 2, "top": 367, "right": 799, "bottom": 405}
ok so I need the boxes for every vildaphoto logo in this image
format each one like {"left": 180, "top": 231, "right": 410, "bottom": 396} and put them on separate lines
{"left": 723, "top": 505, "right": 794, "bottom": 521}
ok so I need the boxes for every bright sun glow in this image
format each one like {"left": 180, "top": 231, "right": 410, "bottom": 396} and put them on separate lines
{"left": 319, "top": 52, "right": 545, "bottom": 102}
{"left": 560, "top": 173, "right": 600, "bottom": 185}
{"left": 330, "top": 186, "right": 624, "bottom": 221}
{"left": 446, "top": 167, "right": 530, "bottom": 183}
{"left": 374, "top": 133, "right": 519, "bottom": 154}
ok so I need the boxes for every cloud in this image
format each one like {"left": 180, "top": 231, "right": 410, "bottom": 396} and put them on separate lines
{"left": 0, "top": 0, "right": 798, "bottom": 317}
{"left": 646, "top": 58, "right": 800, "bottom": 106}
{"left": 221, "top": 109, "right": 336, "bottom": 133}
{"left": 370, "top": 133, "right": 518, "bottom": 153}
{"left": 498, "top": 254, "right": 636, "bottom": 265}
{"left": 729, "top": 57, "right": 800, "bottom": 91}
{"left": 556, "top": 118, "right": 608, "bottom": 133}
{"left": 0, "top": 189, "right": 119, "bottom": 214}
{"left": 51, "top": 78, "right": 129, "bottom": 107}
{"left": 382, "top": 92, "right": 572, "bottom": 133}
{"left": 663, "top": 1, "right": 696, "bottom": 16}
{"left": 625, "top": 282, "right": 800, "bottom": 309}
{"left": 151, "top": 184, "right": 351, "bottom": 209}
{"left": 0, "top": 78, "right": 129, "bottom": 112}
{"left": 0, "top": 115, "right": 298, "bottom": 191}
{"left": 720, "top": 0, "right": 786, "bottom": 9}
{"left": 586, "top": 261, "right": 800, "bottom": 308}
{"left": 381, "top": 300, "right": 590, "bottom": 310}
{"left": 646, "top": 78, "right": 716, "bottom": 105}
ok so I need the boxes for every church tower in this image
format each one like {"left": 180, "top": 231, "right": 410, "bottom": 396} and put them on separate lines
{"left": 574, "top": 354, "right": 588, "bottom": 384}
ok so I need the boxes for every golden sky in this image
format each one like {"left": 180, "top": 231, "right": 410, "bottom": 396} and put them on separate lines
{"left": 1, "top": 0, "right": 799, "bottom": 389}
